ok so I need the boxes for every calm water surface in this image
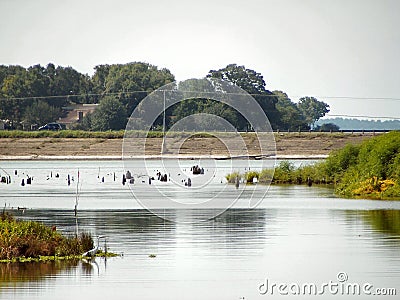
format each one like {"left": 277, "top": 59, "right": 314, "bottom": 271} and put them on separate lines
{"left": 1, "top": 160, "right": 399, "bottom": 299}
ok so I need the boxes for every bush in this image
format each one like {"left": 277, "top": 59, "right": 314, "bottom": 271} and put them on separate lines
{"left": 273, "top": 161, "right": 295, "bottom": 183}
{"left": 323, "top": 131, "right": 400, "bottom": 198}
{"left": 244, "top": 171, "right": 259, "bottom": 183}
{"left": 225, "top": 172, "right": 242, "bottom": 183}
{"left": 258, "top": 169, "right": 274, "bottom": 184}
{"left": 0, "top": 213, "right": 94, "bottom": 259}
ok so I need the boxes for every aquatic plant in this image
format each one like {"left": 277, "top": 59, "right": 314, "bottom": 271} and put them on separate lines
{"left": 225, "top": 131, "right": 400, "bottom": 199}
{"left": 244, "top": 171, "right": 259, "bottom": 183}
{"left": 0, "top": 212, "right": 94, "bottom": 260}
{"left": 225, "top": 171, "right": 242, "bottom": 183}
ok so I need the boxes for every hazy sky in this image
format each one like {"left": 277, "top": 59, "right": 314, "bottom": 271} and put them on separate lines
{"left": 1, "top": 0, "right": 399, "bottom": 119}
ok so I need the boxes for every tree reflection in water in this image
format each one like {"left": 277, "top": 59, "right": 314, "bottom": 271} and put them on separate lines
{"left": 362, "top": 210, "right": 400, "bottom": 236}
{"left": 0, "top": 259, "right": 99, "bottom": 284}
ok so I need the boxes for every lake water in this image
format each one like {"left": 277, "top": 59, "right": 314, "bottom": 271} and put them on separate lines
{"left": 1, "top": 160, "right": 400, "bottom": 299}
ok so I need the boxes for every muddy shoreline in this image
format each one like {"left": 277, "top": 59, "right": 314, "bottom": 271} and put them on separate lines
{"left": 0, "top": 133, "right": 377, "bottom": 160}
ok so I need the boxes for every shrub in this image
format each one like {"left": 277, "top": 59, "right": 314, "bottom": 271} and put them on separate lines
{"left": 0, "top": 213, "right": 94, "bottom": 259}
{"left": 244, "top": 171, "right": 259, "bottom": 183}
{"left": 258, "top": 169, "right": 274, "bottom": 184}
{"left": 225, "top": 172, "right": 242, "bottom": 183}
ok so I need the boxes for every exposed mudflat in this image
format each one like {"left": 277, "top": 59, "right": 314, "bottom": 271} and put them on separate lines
{"left": 0, "top": 132, "right": 377, "bottom": 159}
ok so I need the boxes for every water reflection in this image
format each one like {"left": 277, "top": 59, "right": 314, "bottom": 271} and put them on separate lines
{"left": 2, "top": 208, "right": 400, "bottom": 300}
{"left": 0, "top": 260, "right": 95, "bottom": 284}
{"left": 362, "top": 210, "right": 400, "bottom": 236}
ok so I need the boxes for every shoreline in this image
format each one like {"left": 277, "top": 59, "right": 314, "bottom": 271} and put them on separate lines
{"left": 0, "top": 133, "right": 373, "bottom": 160}
{"left": 0, "top": 154, "right": 329, "bottom": 161}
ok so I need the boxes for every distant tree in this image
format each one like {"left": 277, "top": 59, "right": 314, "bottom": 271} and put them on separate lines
{"left": 314, "top": 123, "right": 340, "bottom": 132}
{"left": 91, "top": 64, "right": 111, "bottom": 94}
{"left": 91, "top": 96, "right": 127, "bottom": 131}
{"left": 46, "top": 64, "right": 92, "bottom": 106}
{"left": 23, "top": 100, "right": 61, "bottom": 127}
{"left": 273, "top": 91, "right": 308, "bottom": 130}
{"left": 207, "top": 64, "right": 280, "bottom": 129}
{"left": 0, "top": 71, "right": 28, "bottom": 125}
{"left": 171, "top": 98, "right": 239, "bottom": 130}
{"left": 297, "top": 96, "right": 330, "bottom": 128}
{"left": 73, "top": 112, "right": 93, "bottom": 131}
{"left": 99, "top": 62, "right": 175, "bottom": 115}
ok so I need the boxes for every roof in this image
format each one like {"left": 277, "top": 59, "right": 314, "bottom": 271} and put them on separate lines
{"left": 58, "top": 103, "right": 99, "bottom": 124}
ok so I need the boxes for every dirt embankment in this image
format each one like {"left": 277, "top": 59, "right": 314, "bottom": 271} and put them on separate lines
{"left": 0, "top": 132, "right": 377, "bottom": 159}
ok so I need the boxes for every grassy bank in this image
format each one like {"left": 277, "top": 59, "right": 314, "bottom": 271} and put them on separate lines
{"left": 0, "top": 129, "right": 231, "bottom": 139}
{"left": 0, "top": 212, "right": 114, "bottom": 262}
{"left": 227, "top": 131, "right": 400, "bottom": 200}
{"left": 0, "top": 129, "right": 376, "bottom": 139}
{"left": 0, "top": 130, "right": 126, "bottom": 139}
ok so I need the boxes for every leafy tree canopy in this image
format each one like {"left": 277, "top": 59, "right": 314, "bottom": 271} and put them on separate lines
{"left": 91, "top": 96, "right": 127, "bottom": 131}
{"left": 297, "top": 96, "right": 330, "bottom": 128}
{"left": 273, "top": 91, "right": 308, "bottom": 130}
{"left": 207, "top": 64, "right": 280, "bottom": 129}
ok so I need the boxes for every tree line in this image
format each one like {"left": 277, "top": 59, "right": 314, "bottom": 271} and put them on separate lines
{"left": 0, "top": 62, "right": 329, "bottom": 131}
{"left": 316, "top": 118, "right": 400, "bottom": 131}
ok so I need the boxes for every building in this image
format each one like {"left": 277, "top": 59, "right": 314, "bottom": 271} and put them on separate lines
{"left": 58, "top": 104, "right": 98, "bottom": 128}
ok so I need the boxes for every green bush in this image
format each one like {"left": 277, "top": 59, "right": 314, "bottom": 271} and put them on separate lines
{"left": 0, "top": 213, "right": 94, "bottom": 259}
{"left": 225, "top": 132, "right": 400, "bottom": 199}
{"left": 225, "top": 172, "right": 242, "bottom": 183}
{"left": 258, "top": 169, "right": 274, "bottom": 184}
{"left": 273, "top": 161, "right": 295, "bottom": 183}
{"left": 244, "top": 171, "right": 259, "bottom": 183}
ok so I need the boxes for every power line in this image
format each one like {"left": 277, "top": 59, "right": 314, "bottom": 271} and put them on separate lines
{"left": 325, "top": 114, "right": 400, "bottom": 120}
{"left": 1, "top": 91, "right": 399, "bottom": 120}
{"left": 2, "top": 90, "right": 400, "bottom": 102}
{"left": 294, "top": 96, "right": 400, "bottom": 101}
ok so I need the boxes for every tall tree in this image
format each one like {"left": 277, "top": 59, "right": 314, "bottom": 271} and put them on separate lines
{"left": 47, "top": 65, "right": 92, "bottom": 106}
{"left": 91, "top": 96, "right": 127, "bottom": 131}
{"left": 98, "top": 62, "right": 175, "bottom": 115}
{"left": 171, "top": 98, "right": 239, "bottom": 130}
{"left": 23, "top": 100, "right": 61, "bottom": 127}
{"left": 273, "top": 91, "right": 308, "bottom": 130}
{"left": 297, "top": 96, "right": 330, "bottom": 128}
{"left": 207, "top": 64, "right": 280, "bottom": 129}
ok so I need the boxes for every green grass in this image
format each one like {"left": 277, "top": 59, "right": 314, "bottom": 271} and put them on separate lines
{"left": 225, "top": 132, "right": 400, "bottom": 200}
{"left": 0, "top": 212, "right": 103, "bottom": 261}
{"left": 0, "top": 130, "right": 125, "bottom": 139}
{"left": 0, "top": 130, "right": 354, "bottom": 139}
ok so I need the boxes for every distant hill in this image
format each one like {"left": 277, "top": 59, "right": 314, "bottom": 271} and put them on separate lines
{"left": 316, "top": 118, "right": 400, "bottom": 130}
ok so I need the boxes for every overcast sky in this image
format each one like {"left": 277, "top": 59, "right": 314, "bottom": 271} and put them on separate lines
{"left": 1, "top": 0, "right": 399, "bottom": 119}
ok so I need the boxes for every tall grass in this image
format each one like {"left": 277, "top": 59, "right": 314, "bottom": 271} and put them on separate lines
{"left": 225, "top": 131, "right": 400, "bottom": 200}
{"left": 0, "top": 212, "right": 93, "bottom": 260}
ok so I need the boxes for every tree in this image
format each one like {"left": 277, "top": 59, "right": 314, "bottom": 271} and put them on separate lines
{"left": 207, "top": 64, "right": 280, "bottom": 129}
{"left": 47, "top": 65, "right": 92, "bottom": 106}
{"left": 99, "top": 62, "right": 175, "bottom": 115}
{"left": 23, "top": 101, "right": 61, "bottom": 127}
{"left": 0, "top": 72, "right": 28, "bottom": 125}
{"left": 91, "top": 96, "right": 127, "bottom": 131}
{"left": 273, "top": 91, "right": 308, "bottom": 130}
{"left": 314, "top": 123, "right": 340, "bottom": 132}
{"left": 171, "top": 98, "right": 239, "bottom": 130}
{"left": 73, "top": 112, "right": 93, "bottom": 131}
{"left": 297, "top": 96, "right": 330, "bottom": 128}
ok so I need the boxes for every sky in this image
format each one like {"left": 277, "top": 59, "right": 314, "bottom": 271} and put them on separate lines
{"left": 1, "top": 0, "right": 399, "bottom": 119}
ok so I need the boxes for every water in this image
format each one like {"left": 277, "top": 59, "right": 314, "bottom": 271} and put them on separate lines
{"left": 1, "top": 160, "right": 400, "bottom": 299}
